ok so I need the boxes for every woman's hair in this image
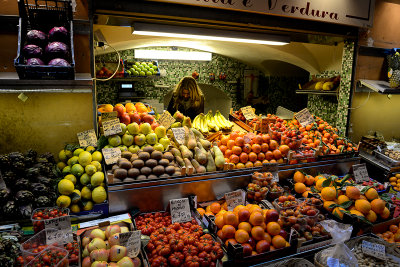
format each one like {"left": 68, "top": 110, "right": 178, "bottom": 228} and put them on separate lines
{"left": 172, "top": 76, "right": 204, "bottom": 109}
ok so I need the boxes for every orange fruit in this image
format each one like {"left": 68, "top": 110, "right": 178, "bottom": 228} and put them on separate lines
{"left": 365, "top": 188, "right": 379, "bottom": 201}
{"left": 222, "top": 202, "right": 228, "bottom": 211}
{"left": 315, "top": 178, "right": 327, "bottom": 192}
{"left": 359, "top": 195, "right": 367, "bottom": 200}
{"left": 390, "top": 225, "right": 399, "bottom": 234}
{"left": 245, "top": 162, "right": 254, "bottom": 168}
{"left": 294, "top": 183, "right": 306, "bottom": 194}
{"left": 125, "top": 102, "right": 135, "bottom": 113}
{"left": 233, "top": 205, "right": 245, "bottom": 214}
{"left": 222, "top": 225, "right": 236, "bottom": 239}
{"left": 265, "top": 151, "right": 274, "bottom": 160}
{"left": 227, "top": 140, "right": 235, "bottom": 150}
{"left": 323, "top": 201, "right": 336, "bottom": 212}
{"left": 321, "top": 187, "right": 337, "bottom": 201}
{"left": 215, "top": 215, "right": 225, "bottom": 229}
{"left": 338, "top": 195, "right": 350, "bottom": 205}
{"left": 271, "top": 235, "right": 286, "bottom": 249}
{"left": 205, "top": 211, "right": 214, "bottom": 216}
{"left": 394, "top": 232, "right": 400, "bottom": 242}
{"left": 239, "top": 153, "right": 249, "bottom": 163}
{"left": 219, "top": 145, "right": 227, "bottom": 155}
{"left": 257, "top": 152, "right": 265, "bottom": 161}
{"left": 197, "top": 208, "right": 205, "bottom": 216}
{"left": 225, "top": 238, "right": 237, "bottom": 247}
{"left": 254, "top": 135, "right": 263, "bottom": 145}
{"left": 269, "top": 140, "right": 278, "bottom": 150}
{"left": 235, "top": 229, "right": 250, "bottom": 244}
{"left": 251, "top": 226, "right": 265, "bottom": 241}
{"left": 248, "top": 152, "right": 258, "bottom": 162}
{"left": 350, "top": 210, "right": 364, "bottom": 217}
{"left": 238, "top": 208, "right": 251, "bottom": 222}
{"left": 243, "top": 144, "right": 252, "bottom": 154}
{"left": 210, "top": 202, "right": 221, "bottom": 214}
{"left": 252, "top": 144, "right": 261, "bottom": 154}
{"left": 225, "top": 149, "right": 233, "bottom": 158}
{"left": 261, "top": 143, "right": 269, "bottom": 152}
{"left": 272, "top": 149, "right": 282, "bottom": 160}
{"left": 263, "top": 232, "right": 272, "bottom": 243}
{"left": 249, "top": 212, "right": 264, "bottom": 226}
{"left": 279, "top": 145, "right": 290, "bottom": 156}
{"left": 223, "top": 211, "right": 239, "bottom": 227}
{"left": 235, "top": 137, "right": 245, "bottom": 147}
{"left": 230, "top": 132, "right": 239, "bottom": 140}
{"left": 371, "top": 199, "right": 386, "bottom": 214}
{"left": 221, "top": 135, "right": 230, "bottom": 146}
{"left": 346, "top": 186, "right": 361, "bottom": 200}
{"left": 355, "top": 199, "right": 371, "bottom": 214}
{"left": 305, "top": 175, "right": 315, "bottom": 186}
{"left": 238, "top": 222, "right": 252, "bottom": 233}
{"left": 232, "top": 146, "right": 242, "bottom": 156}
{"left": 266, "top": 222, "right": 281, "bottom": 236}
{"left": 249, "top": 205, "right": 263, "bottom": 214}
{"left": 217, "top": 230, "right": 224, "bottom": 240}
{"left": 229, "top": 154, "right": 239, "bottom": 164}
{"left": 333, "top": 207, "right": 346, "bottom": 219}
{"left": 236, "top": 163, "right": 245, "bottom": 169}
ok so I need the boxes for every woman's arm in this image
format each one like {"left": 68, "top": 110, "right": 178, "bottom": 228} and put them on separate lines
{"left": 167, "top": 95, "right": 175, "bottom": 114}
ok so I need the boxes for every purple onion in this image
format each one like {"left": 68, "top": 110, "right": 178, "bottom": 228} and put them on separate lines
{"left": 26, "top": 58, "right": 45, "bottom": 65}
{"left": 23, "top": 44, "right": 43, "bottom": 58}
{"left": 48, "top": 58, "right": 70, "bottom": 67}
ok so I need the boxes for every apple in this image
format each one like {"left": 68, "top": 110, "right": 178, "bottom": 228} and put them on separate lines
{"left": 109, "top": 263, "right": 119, "bottom": 267}
{"left": 120, "top": 114, "right": 131, "bottom": 126}
{"left": 132, "top": 257, "right": 141, "bottom": 267}
{"left": 242, "top": 243, "right": 253, "bottom": 257}
{"left": 120, "top": 227, "right": 129, "bottom": 233}
{"left": 264, "top": 209, "right": 279, "bottom": 223}
{"left": 146, "top": 133, "right": 158, "bottom": 145}
{"left": 88, "top": 238, "right": 106, "bottom": 252}
{"left": 108, "top": 135, "right": 122, "bottom": 147}
{"left": 151, "top": 122, "right": 159, "bottom": 131}
{"left": 90, "top": 229, "right": 106, "bottom": 240}
{"left": 117, "top": 257, "right": 135, "bottom": 267}
{"left": 139, "top": 112, "right": 148, "bottom": 121}
{"left": 128, "top": 145, "right": 140, "bottom": 154}
{"left": 82, "top": 245, "right": 90, "bottom": 257}
{"left": 108, "top": 233, "right": 120, "bottom": 247}
{"left": 142, "top": 114, "right": 154, "bottom": 124}
{"left": 159, "top": 137, "right": 170, "bottom": 149}
{"left": 118, "top": 145, "right": 128, "bottom": 152}
{"left": 122, "top": 134, "right": 134, "bottom": 146}
{"left": 129, "top": 112, "right": 141, "bottom": 124}
{"left": 153, "top": 143, "right": 164, "bottom": 152}
{"left": 127, "top": 122, "right": 140, "bottom": 135}
{"left": 113, "top": 105, "right": 125, "bottom": 117}
{"left": 82, "top": 236, "right": 91, "bottom": 247}
{"left": 90, "top": 248, "right": 109, "bottom": 262}
{"left": 82, "top": 256, "right": 91, "bottom": 267}
{"left": 105, "top": 240, "right": 110, "bottom": 250}
{"left": 105, "top": 225, "right": 121, "bottom": 239}
{"left": 154, "top": 126, "right": 166, "bottom": 138}
{"left": 134, "top": 134, "right": 146, "bottom": 146}
{"left": 109, "top": 245, "right": 127, "bottom": 262}
{"left": 139, "top": 123, "right": 152, "bottom": 135}
{"left": 118, "top": 123, "right": 127, "bottom": 136}
{"left": 91, "top": 261, "right": 109, "bottom": 267}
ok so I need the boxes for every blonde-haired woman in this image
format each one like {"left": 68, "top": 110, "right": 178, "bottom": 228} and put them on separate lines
{"left": 167, "top": 76, "right": 205, "bottom": 119}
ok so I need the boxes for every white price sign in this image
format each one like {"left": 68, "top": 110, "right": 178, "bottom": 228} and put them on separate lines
{"left": 77, "top": 129, "right": 98, "bottom": 147}
{"left": 102, "top": 148, "right": 121, "bottom": 165}
{"left": 240, "top": 106, "right": 256, "bottom": 120}
{"left": 295, "top": 108, "right": 315, "bottom": 127}
{"left": 171, "top": 127, "right": 186, "bottom": 145}
{"left": 101, "top": 111, "right": 118, "bottom": 121}
{"left": 158, "top": 111, "right": 176, "bottom": 129}
{"left": 170, "top": 198, "right": 192, "bottom": 223}
{"left": 353, "top": 163, "right": 369, "bottom": 183}
{"left": 45, "top": 216, "right": 73, "bottom": 244}
{"left": 103, "top": 118, "right": 122, "bottom": 137}
{"left": 362, "top": 240, "right": 386, "bottom": 260}
{"left": 225, "top": 190, "right": 245, "bottom": 211}
{"left": 119, "top": 230, "right": 141, "bottom": 258}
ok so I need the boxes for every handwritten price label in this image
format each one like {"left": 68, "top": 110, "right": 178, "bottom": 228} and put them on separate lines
{"left": 225, "top": 190, "right": 245, "bottom": 211}
{"left": 103, "top": 118, "right": 122, "bottom": 137}
{"left": 171, "top": 127, "right": 186, "bottom": 145}
{"left": 158, "top": 111, "right": 176, "bottom": 129}
{"left": 45, "top": 216, "right": 73, "bottom": 244}
{"left": 77, "top": 129, "right": 97, "bottom": 147}
{"left": 101, "top": 111, "right": 118, "bottom": 121}
{"left": 353, "top": 163, "right": 369, "bottom": 183}
{"left": 362, "top": 240, "right": 386, "bottom": 260}
{"left": 119, "top": 230, "right": 141, "bottom": 258}
{"left": 170, "top": 198, "right": 191, "bottom": 223}
{"left": 102, "top": 148, "right": 121, "bottom": 165}
{"left": 241, "top": 106, "right": 256, "bottom": 120}
{"left": 295, "top": 108, "right": 315, "bottom": 127}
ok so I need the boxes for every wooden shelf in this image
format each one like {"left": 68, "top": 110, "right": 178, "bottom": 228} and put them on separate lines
{"left": 97, "top": 76, "right": 161, "bottom": 82}
{"left": 358, "top": 45, "right": 391, "bottom": 57}
{"left": 296, "top": 89, "right": 338, "bottom": 96}
{"left": 357, "top": 79, "right": 400, "bottom": 94}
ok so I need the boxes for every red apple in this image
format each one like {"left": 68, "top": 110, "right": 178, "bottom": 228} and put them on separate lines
{"left": 242, "top": 243, "right": 253, "bottom": 257}
{"left": 120, "top": 113, "right": 131, "bottom": 125}
{"left": 279, "top": 229, "right": 288, "bottom": 239}
{"left": 264, "top": 209, "right": 279, "bottom": 223}
{"left": 248, "top": 237, "right": 256, "bottom": 249}
{"left": 143, "top": 114, "right": 155, "bottom": 124}
{"left": 139, "top": 112, "right": 148, "bottom": 120}
{"left": 114, "top": 105, "right": 125, "bottom": 117}
{"left": 151, "top": 121, "right": 159, "bottom": 130}
{"left": 256, "top": 240, "right": 270, "bottom": 253}
{"left": 129, "top": 112, "right": 141, "bottom": 124}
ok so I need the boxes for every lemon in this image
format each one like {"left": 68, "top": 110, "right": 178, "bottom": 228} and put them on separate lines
{"left": 91, "top": 161, "right": 102, "bottom": 172}
{"left": 56, "top": 195, "right": 71, "bottom": 208}
{"left": 70, "top": 204, "right": 81, "bottom": 213}
{"left": 58, "top": 179, "right": 74, "bottom": 195}
{"left": 64, "top": 174, "right": 77, "bottom": 185}
{"left": 57, "top": 162, "right": 67, "bottom": 171}
{"left": 92, "top": 151, "right": 103, "bottom": 162}
{"left": 71, "top": 164, "right": 84, "bottom": 177}
{"left": 85, "top": 164, "right": 97, "bottom": 176}
{"left": 80, "top": 173, "right": 90, "bottom": 185}
{"left": 86, "top": 146, "right": 96, "bottom": 153}
{"left": 83, "top": 200, "right": 94, "bottom": 211}
{"left": 62, "top": 166, "right": 71, "bottom": 175}
{"left": 58, "top": 150, "right": 67, "bottom": 162}
{"left": 91, "top": 172, "right": 105, "bottom": 187}
{"left": 81, "top": 186, "right": 92, "bottom": 200}
{"left": 65, "top": 149, "right": 73, "bottom": 159}
{"left": 71, "top": 189, "right": 81, "bottom": 204}
{"left": 67, "top": 156, "right": 79, "bottom": 166}
{"left": 73, "top": 148, "right": 85, "bottom": 157}
{"left": 92, "top": 186, "right": 107, "bottom": 203}
{"left": 78, "top": 151, "right": 92, "bottom": 167}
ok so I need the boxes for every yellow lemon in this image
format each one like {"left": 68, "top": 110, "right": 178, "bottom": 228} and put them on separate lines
{"left": 78, "top": 151, "right": 92, "bottom": 167}
{"left": 81, "top": 186, "right": 92, "bottom": 200}
{"left": 65, "top": 149, "right": 73, "bottom": 159}
{"left": 85, "top": 164, "right": 97, "bottom": 176}
{"left": 57, "top": 162, "right": 67, "bottom": 171}
{"left": 71, "top": 164, "right": 84, "bottom": 177}
{"left": 91, "top": 172, "right": 105, "bottom": 187}
{"left": 80, "top": 173, "right": 90, "bottom": 185}
{"left": 91, "top": 161, "right": 102, "bottom": 172}
{"left": 70, "top": 204, "right": 81, "bottom": 213}
{"left": 83, "top": 200, "right": 94, "bottom": 211}
{"left": 73, "top": 148, "right": 85, "bottom": 157}
{"left": 58, "top": 179, "right": 74, "bottom": 195}
{"left": 71, "top": 189, "right": 81, "bottom": 204}
{"left": 86, "top": 146, "right": 96, "bottom": 153}
{"left": 58, "top": 150, "right": 68, "bottom": 162}
{"left": 92, "top": 186, "right": 107, "bottom": 204}
{"left": 92, "top": 151, "right": 103, "bottom": 162}
{"left": 64, "top": 174, "right": 77, "bottom": 185}
{"left": 62, "top": 166, "right": 71, "bottom": 175}
{"left": 67, "top": 156, "right": 79, "bottom": 166}
{"left": 56, "top": 195, "right": 71, "bottom": 208}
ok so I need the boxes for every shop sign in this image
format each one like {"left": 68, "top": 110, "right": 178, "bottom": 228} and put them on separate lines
{"left": 119, "top": 231, "right": 141, "bottom": 258}
{"left": 158, "top": 111, "right": 176, "bottom": 129}
{"left": 101, "top": 111, "right": 118, "bottom": 121}
{"left": 171, "top": 127, "right": 186, "bottom": 145}
{"left": 151, "top": 0, "right": 374, "bottom": 28}
{"left": 170, "top": 198, "right": 192, "bottom": 223}
{"left": 77, "top": 129, "right": 98, "bottom": 147}
{"left": 102, "top": 148, "right": 122, "bottom": 165}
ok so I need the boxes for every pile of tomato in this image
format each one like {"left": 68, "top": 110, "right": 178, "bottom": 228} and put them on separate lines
{"left": 31, "top": 208, "right": 69, "bottom": 233}
{"left": 25, "top": 247, "right": 68, "bottom": 267}
{"left": 135, "top": 212, "right": 224, "bottom": 267}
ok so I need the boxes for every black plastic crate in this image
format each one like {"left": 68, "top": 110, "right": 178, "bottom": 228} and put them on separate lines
{"left": 14, "top": 0, "right": 75, "bottom": 80}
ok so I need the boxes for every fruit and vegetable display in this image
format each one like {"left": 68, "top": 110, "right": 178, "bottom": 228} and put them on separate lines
{"left": 0, "top": 150, "right": 58, "bottom": 221}
{"left": 192, "top": 110, "right": 233, "bottom": 133}
{"left": 134, "top": 212, "right": 224, "bottom": 266}
{"left": 31, "top": 207, "right": 69, "bottom": 233}
{"left": 98, "top": 102, "right": 155, "bottom": 127}
{"left": 299, "top": 75, "right": 340, "bottom": 91}
{"left": 23, "top": 27, "right": 71, "bottom": 66}
{"left": 56, "top": 145, "right": 107, "bottom": 213}
{"left": 125, "top": 61, "right": 159, "bottom": 77}
{"left": 0, "top": 234, "right": 21, "bottom": 266}
{"left": 80, "top": 224, "right": 141, "bottom": 267}
{"left": 26, "top": 247, "right": 69, "bottom": 267}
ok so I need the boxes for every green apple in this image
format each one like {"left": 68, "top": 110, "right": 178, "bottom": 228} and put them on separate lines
{"left": 139, "top": 123, "right": 152, "bottom": 135}
{"left": 135, "top": 62, "right": 140, "bottom": 66}
{"left": 134, "top": 134, "right": 146, "bottom": 146}
{"left": 122, "top": 134, "right": 134, "bottom": 146}
{"left": 146, "top": 71, "right": 152, "bottom": 76}
{"left": 128, "top": 145, "right": 140, "bottom": 154}
{"left": 159, "top": 137, "right": 170, "bottom": 149}
{"left": 153, "top": 143, "right": 164, "bottom": 152}
{"left": 139, "top": 71, "right": 146, "bottom": 76}
{"left": 127, "top": 122, "right": 140, "bottom": 135}
{"left": 118, "top": 145, "right": 128, "bottom": 152}
{"left": 146, "top": 133, "right": 158, "bottom": 145}
{"left": 118, "top": 123, "right": 127, "bottom": 136}
{"left": 108, "top": 135, "right": 121, "bottom": 147}
{"left": 154, "top": 126, "right": 166, "bottom": 138}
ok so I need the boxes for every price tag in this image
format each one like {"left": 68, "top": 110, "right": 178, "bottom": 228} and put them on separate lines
{"left": 171, "top": 127, "right": 186, "bottom": 145}
{"left": 225, "top": 190, "right": 245, "bottom": 211}
{"left": 101, "top": 111, "right": 118, "bottom": 121}
{"left": 158, "top": 111, "right": 176, "bottom": 129}
{"left": 45, "top": 216, "right": 73, "bottom": 244}
{"left": 260, "top": 117, "right": 269, "bottom": 134}
{"left": 170, "top": 198, "right": 191, "bottom": 223}
{"left": 261, "top": 200, "right": 275, "bottom": 210}
{"left": 352, "top": 163, "right": 369, "bottom": 183}
{"left": 102, "top": 148, "right": 121, "bottom": 165}
{"left": 240, "top": 106, "right": 256, "bottom": 120}
{"left": 103, "top": 118, "right": 122, "bottom": 137}
{"left": 362, "top": 240, "right": 386, "bottom": 260}
{"left": 119, "top": 230, "right": 141, "bottom": 258}
{"left": 77, "top": 129, "right": 98, "bottom": 147}
{"left": 294, "top": 108, "right": 315, "bottom": 127}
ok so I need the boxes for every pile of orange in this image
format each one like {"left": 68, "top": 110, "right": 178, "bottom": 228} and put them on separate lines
{"left": 376, "top": 223, "right": 400, "bottom": 244}
{"left": 389, "top": 174, "right": 400, "bottom": 191}
{"left": 292, "top": 171, "right": 316, "bottom": 197}
{"left": 217, "top": 131, "right": 290, "bottom": 169}
{"left": 200, "top": 202, "right": 290, "bottom": 256}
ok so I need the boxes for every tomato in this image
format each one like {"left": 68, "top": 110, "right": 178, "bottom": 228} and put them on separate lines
{"left": 183, "top": 245, "right": 199, "bottom": 258}
{"left": 190, "top": 225, "right": 203, "bottom": 237}
{"left": 198, "top": 242, "right": 212, "bottom": 252}
{"left": 183, "top": 222, "right": 192, "bottom": 229}
{"left": 200, "top": 234, "right": 213, "bottom": 244}
{"left": 185, "top": 256, "right": 200, "bottom": 267}
{"left": 183, "top": 235, "right": 196, "bottom": 245}
{"left": 171, "top": 223, "right": 181, "bottom": 231}
{"left": 168, "top": 252, "right": 184, "bottom": 267}
{"left": 198, "top": 251, "right": 212, "bottom": 267}
{"left": 146, "top": 241, "right": 156, "bottom": 252}
{"left": 26, "top": 255, "right": 35, "bottom": 262}
{"left": 156, "top": 244, "right": 171, "bottom": 256}
{"left": 169, "top": 239, "right": 184, "bottom": 251}
{"left": 210, "top": 246, "right": 224, "bottom": 261}
{"left": 154, "top": 235, "right": 168, "bottom": 247}
{"left": 151, "top": 255, "right": 168, "bottom": 267}
{"left": 141, "top": 225, "right": 155, "bottom": 236}
{"left": 42, "top": 255, "right": 51, "bottom": 264}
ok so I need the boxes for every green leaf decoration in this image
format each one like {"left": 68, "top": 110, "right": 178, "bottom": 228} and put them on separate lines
{"left": 65, "top": 143, "right": 80, "bottom": 152}
{"left": 380, "top": 193, "right": 393, "bottom": 203}
{"left": 329, "top": 203, "right": 339, "bottom": 209}
{"left": 339, "top": 201, "right": 353, "bottom": 209}
{"left": 311, "top": 186, "right": 319, "bottom": 193}
{"left": 322, "top": 178, "right": 332, "bottom": 188}
{"left": 361, "top": 186, "right": 372, "bottom": 194}
{"left": 97, "top": 135, "right": 108, "bottom": 150}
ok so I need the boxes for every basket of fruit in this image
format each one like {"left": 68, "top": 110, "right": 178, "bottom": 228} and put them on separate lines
{"left": 31, "top": 207, "right": 70, "bottom": 233}
{"left": 125, "top": 60, "right": 160, "bottom": 77}
{"left": 26, "top": 246, "right": 69, "bottom": 267}
{"left": 273, "top": 195, "right": 301, "bottom": 211}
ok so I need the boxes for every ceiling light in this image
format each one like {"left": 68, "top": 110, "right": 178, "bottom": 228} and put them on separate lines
{"left": 132, "top": 23, "right": 289, "bottom": 46}
{"left": 134, "top": 49, "right": 212, "bottom": 61}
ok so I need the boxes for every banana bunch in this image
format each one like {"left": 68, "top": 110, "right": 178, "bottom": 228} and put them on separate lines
{"left": 193, "top": 110, "right": 233, "bottom": 133}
